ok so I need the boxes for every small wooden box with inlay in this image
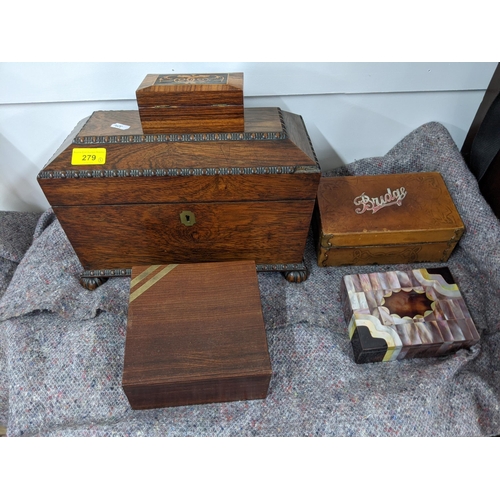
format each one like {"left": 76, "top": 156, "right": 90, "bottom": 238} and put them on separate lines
{"left": 136, "top": 72, "right": 245, "bottom": 133}
{"left": 121, "top": 260, "right": 272, "bottom": 409}
{"left": 314, "top": 172, "right": 464, "bottom": 267}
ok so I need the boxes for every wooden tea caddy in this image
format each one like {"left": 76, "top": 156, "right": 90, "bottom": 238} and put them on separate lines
{"left": 37, "top": 73, "right": 321, "bottom": 289}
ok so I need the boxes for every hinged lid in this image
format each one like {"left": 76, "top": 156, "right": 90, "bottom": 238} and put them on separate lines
{"left": 37, "top": 108, "right": 321, "bottom": 207}
{"left": 136, "top": 73, "right": 245, "bottom": 133}
{"left": 136, "top": 73, "right": 244, "bottom": 107}
{"left": 317, "top": 172, "right": 465, "bottom": 247}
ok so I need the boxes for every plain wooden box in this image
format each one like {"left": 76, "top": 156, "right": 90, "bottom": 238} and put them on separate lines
{"left": 122, "top": 260, "right": 272, "bottom": 409}
{"left": 314, "top": 172, "right": 465, "bottom": 267}
{"left": 136, "top": 73, "right": 244, "bottom": 133}
{"left": 37, "top": 107, "right": 321, "bottom": 283}
{"left": 340, "top": 266, "right": 480, "bottom": 364}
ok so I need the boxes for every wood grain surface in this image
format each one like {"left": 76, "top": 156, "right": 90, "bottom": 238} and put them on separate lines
{"left": 135, "top": 73, "right": 244, "bottom": 106}
{"left": 38, "top": 109, "right": 320, "bottom": 208}
{"left": 316, "top": 172, "right": 464, "bottom": 266}
{"left": 318, "top": 241, "right": 459, "bottom": 267}
{"left": 38, "top": 107, "right": 321, "bottom": 272}
{"left": 54, "top": 199, "right": 315, "bottom": 269}
{"left": 41, "top": 139, "right": 316, "bottom": 173}
{"left": 41, "top": 172, "right": 320, "bottom": 206}
{"left": 317, "top": 173, "right": 463, "bottom": 246}
{"left": 138, "top": 107, "right": 245, "bottom": 134}
{"left": 73, "top": 108, "right": 282, "bottom": 137}
{"left": 122, "top": 260, "right": 272, "bottom": 409}
{"left": 136, "top": 73, "right": 244, "bottom": 133}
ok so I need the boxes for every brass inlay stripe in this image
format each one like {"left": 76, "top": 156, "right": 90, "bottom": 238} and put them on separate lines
{"left": 129, "top": 264, "right": 178, "bottom": 303}
{"left": 130, "top": 265, "right": 162, "bottom": 289}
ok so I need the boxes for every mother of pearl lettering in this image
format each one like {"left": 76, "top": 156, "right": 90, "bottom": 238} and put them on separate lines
{"left": 354, "top": 186, "right": 407, "bottom": 214}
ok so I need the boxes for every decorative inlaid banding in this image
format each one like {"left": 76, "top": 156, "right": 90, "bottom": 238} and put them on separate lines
{"left": 256, "top": 262, "right": 306, "bottom": 272}
{"left": 38, "top": 165, "right": 318, "bottom": 179}
{"left": 129, "top": 264, "right": 178, "bottom": 303}
{"left": 82, "top": 269, "right": 132, "bottom": 278}
{"left": 81, "top": 262, "right": 305, "bottom": 279}
{"left": 73, "top": 130, "right": 287, "bottom": 145}
{"left": 74, "top": 108, "right": 289, "bottom": 144}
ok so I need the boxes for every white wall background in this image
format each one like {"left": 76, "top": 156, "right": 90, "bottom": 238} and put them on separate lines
{"left": 1, "top": 62, "right": 497, "bottom": 212}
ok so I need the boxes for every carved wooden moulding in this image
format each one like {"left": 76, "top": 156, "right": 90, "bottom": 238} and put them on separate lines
{"left": 314, "top": 172, "right": 465, "bottom": 267}
{"left": 37, "top": 107, "right": 321, "bottom": 281}
{"left": 340, "top": 267, "right": 480, "bottom": 364}
{"left": 122, "top": 261, "right": 272, "bottom": 409}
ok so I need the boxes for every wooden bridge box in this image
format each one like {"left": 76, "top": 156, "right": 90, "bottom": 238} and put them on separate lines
{"left": 314, "top": 172, "right": 464, "bottom": 267}
{"left": 136, "top": 73, "right": 245, "bottom": 133}
{"left": 37, "top": 107, "right": 321, "bottom": 285}
{"left": 122, "top": 260, "right": 272, "bottom": 409}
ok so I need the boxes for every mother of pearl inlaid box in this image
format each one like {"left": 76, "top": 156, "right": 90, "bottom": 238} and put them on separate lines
{"left": 340, "top": 267, "right": 480, "bottom": 363}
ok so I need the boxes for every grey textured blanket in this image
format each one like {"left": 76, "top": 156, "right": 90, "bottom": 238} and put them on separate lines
{"left": 1, "top": 122, "right": 499, "bottom": 436}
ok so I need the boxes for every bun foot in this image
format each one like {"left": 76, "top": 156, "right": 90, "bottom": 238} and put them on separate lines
{"left": 282, "top": 267, "right": 309, "bottom": 283}
{"left": 80, "top": 276, "right": 108, "bottom": 290}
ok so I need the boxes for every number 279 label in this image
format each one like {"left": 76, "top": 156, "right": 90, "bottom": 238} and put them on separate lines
{"left": 71, "top": 148, "right": 107, "bottom": 165}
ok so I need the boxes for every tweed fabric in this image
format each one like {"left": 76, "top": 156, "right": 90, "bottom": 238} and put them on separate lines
{"left": 0, "top": 211, "right": 42, "bottom": 300}
{"left": 1, "top": 122, "right": 499, "bottom": 436}
{"left": 0, "top": 211, "right": 42, "bottom": 428}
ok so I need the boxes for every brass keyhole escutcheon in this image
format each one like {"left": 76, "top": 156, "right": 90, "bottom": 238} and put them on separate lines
{"left": 180, "top": 210, "right": 196, "bottom": 226}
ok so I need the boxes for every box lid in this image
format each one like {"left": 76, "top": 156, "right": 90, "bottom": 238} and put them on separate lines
{"left": 122, "top": 260, "right": 272, "bottom": 391}
{"left": 136, "top": 73, "right": 245, "bottom": 133}
{"left": 37, "top": 108, "right": 321, "bottom": 207}
{"left": 136, "top": 73, "right": 244, "bottom": 108}
{"left": 317, "top": 172, "right": 465, "bottom": 248}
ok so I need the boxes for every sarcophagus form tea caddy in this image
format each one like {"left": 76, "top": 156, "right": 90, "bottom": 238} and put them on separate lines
{"left": 37, "top": 74, "right": 321, "bottom": 287}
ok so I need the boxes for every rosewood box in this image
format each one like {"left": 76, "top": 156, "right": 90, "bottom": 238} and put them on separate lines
{"left": 136, "top": 73, "right": 244, "bottom": 133}
{"left": 37, "top": 106, "right": 321, "bottom": 286}
{"left": 314, "top": 172, "right": 464, "bottom": 266}
{"left": 122, "top": 260, "right": 272, "bottom": 409}
{"left": 340, "top": 267, "right": 480, "bottom": 364}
